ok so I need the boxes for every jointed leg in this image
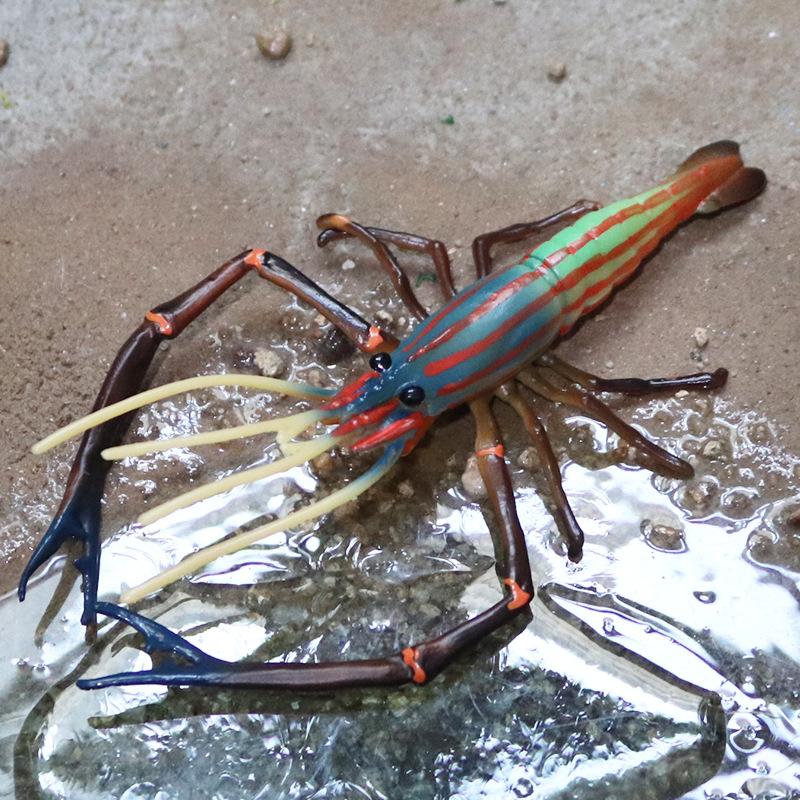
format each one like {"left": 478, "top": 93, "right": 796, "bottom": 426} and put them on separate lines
{"left": 22, "top": 252, "right": 258, "bottom": 627}
{"left": 22, "top": 250, "right": 397, "bottom": 628}
{"left": 248, "top": 250, "right": 398, "bottom": 352}
{"left": 496, "top": 383, "right": 584, "bottom": 561}
{"left": 315, "top": 214, "right": 430, "bottom": 322}
{"left": 77, "top": 398, "right": 534, "bottom": 691}
{"left": 537, "top": 352, "right": 728, "bottom": 396}
{"left": 517, "top": 367, "right": 694, "bottom": 479}
{"left": 471, "top": 200, "right": 601, "bottom": 278}
{"left": 317, "top": 214, "right": 458, "bottom": 302}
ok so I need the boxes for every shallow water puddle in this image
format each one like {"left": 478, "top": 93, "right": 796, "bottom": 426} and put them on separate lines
{"left": 2, "top": 388, "right": 799, "bottom": 800}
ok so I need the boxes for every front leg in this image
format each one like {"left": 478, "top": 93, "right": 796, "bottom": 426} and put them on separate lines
{"left": 76, "top": 400, "right": 534, "bottom": 692}
{"left": 21, "top": 252, "right": 256, "bottom": 628}
{"left": 21, "top": 250, "right": 395, "bottom": 629}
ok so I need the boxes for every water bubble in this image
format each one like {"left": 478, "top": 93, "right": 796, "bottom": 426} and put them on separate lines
{"left": 601, "top": 618, "right": 618, "bottom": 636}
{"left": 513, "top": 778, "right": 534, "bottom": 798}
{"left": 728, "top": 714, "right": 770, "bottom": 754}
{"left": 640, "top": 520, "right": 687, "bottom": 553}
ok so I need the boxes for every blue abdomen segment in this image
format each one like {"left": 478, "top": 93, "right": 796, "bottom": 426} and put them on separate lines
{"left": 391, "top": 263, "right": 564, "bottom": 413}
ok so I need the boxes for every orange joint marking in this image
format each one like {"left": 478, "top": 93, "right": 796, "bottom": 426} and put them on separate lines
{"left": 145, "top": 311, "right": 173, "bottom": 335}
{"left": 504, "top": 578, "right": 532, "bottom": 610}
{"left": 402, "top": 647, "right": 427, "bottom": 684}
{"left": 244, "top": 249, "right": 266, "bottom": 268}
{"left": 476, "top": 444, "right": 504, "bottom": 459}
{"left": 365, "top": 326, "right": 384, "bottom": 351}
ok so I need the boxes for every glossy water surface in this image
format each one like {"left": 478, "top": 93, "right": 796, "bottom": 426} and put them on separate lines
{"left": 2, "top": 352, "right": 799, "bottom": 800}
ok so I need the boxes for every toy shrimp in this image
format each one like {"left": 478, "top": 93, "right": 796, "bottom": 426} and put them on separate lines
{"left": 22, "top": 140, "right": 765, "bottom": 691}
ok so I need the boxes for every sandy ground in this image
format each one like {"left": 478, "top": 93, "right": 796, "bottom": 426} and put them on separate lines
{"left": 1, "top": 2, "right": 798, "bottom": 608}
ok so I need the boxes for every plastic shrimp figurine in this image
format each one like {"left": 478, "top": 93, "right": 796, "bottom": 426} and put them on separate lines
{"left": 22, "top": 141, "right": 765, "bottom": 691}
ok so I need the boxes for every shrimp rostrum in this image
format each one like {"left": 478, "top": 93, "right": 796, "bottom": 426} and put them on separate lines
{"left": 22, "top": 141, "right": 766, "bottom": 691}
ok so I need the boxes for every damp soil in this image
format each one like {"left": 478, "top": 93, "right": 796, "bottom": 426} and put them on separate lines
{"left": 1, "top": 2, "right": 799, "bottom": 799}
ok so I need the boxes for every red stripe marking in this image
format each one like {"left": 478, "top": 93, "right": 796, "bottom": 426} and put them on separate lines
{"left": 504, "top": 578, "right": 532, "bottom": 610}
{"left": 436, "top": 315, "right": 560, "bottom": 398}
{"left": 410, "top": 268, "right": 546, "bottom": 365}
{"left": 331, "top": 398, "right": 398, "bottom": 438}
{"left": 401, "top": 267, "right": 514, "bottom": 355}
{"left": 642, "top": 188, "right": 671, "bottom": 210}
{"left": 548, "top": 186, "right": 703, "bottom": 326}
{"left": 322, "top": 371, "right": 377, "bottom": 410}
{"left": 145, "top": 311, "right": 173, "bottom": 335}
{"left": 422, "top": 272, "right": 561, "bottom": 379}
{"left": 476, "top": 444, "right": 505, "bottom": 458}
{"left": 557, "top": 224, "right": 670, "bottom": 334}
{"left": 546, "top": 165, "right": 716, "bottom": 265}
{"left": 543, "top": 248, "right": 569, "bottom": 269}
{"left": 350, "top": 411, "right": 425, "bottom": 452}
{"left": 402, "top": 647, "right": 426, "bottom": 684}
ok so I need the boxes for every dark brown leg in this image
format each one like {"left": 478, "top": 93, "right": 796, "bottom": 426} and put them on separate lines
{"left": 79, "top": 398, "right": 534, "bottom": 691}
{"left": 317, "top": 214, "right": 458, "bottom": 302}
{"left": 248, "top": 250, "right": 398, "bottom": 352}
{"left": 537, "top": 352, "right": 728, "bottom": 396}
{"left": 21, "top": 250, "right": 396, "bottom": 628}
{"left": 315, "top": 214, "right": 430, "bottom": 322}
{"left": 472, "top": 200, "right": 601, "bottom": 278}
{"left": 517, "top": 367, "right": 694, "bottom": 479}
{"left": 496, "top": 383, "right": 584, "bottom": 561}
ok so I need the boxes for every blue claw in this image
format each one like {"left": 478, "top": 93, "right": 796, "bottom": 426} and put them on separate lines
{"left": 19, "top": 494, "right": 101, "bottom": 626}
{"left": 77, "top": 602, "right": 232, "bottom": 690}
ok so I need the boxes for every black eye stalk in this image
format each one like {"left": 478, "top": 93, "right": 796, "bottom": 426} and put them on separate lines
{"left": 369, "top": 352, "right": 392, "bottom": 372}
{"left": 398, "top": 384, "right": 425, "bottom": 407}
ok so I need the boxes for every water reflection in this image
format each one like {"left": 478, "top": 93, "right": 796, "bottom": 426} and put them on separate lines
{"left": 3, "top": 384, "right": 799, "bottom": 799}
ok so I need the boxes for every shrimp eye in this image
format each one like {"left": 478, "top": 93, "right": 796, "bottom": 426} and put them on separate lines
{"left": 369, "top": 352, "right": 392, "bottom": 372}
{"left": 398, "top": 384, "right": 425, "bottom": 407}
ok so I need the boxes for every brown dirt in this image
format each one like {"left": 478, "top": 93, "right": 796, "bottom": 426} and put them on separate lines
{"left": 1, "top": 0, "right": 798, "bottom": 599}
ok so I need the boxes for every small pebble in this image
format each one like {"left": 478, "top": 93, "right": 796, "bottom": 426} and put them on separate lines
{"left": 702, "top": 440, "right": 724, "bottom": 459}
{"left": 461, "top": 454, "right": 487, "bottom": 499}
{"left": 305, "top": 367, "right": 325, "bottom": 388}
{"left": 517, "top": 446, "right": 538, "bottom": 471}
{"left": 641, "top": 520, "right": 686, "bottom": 552}
{"left": 254, "top": 347, "right": 284, "bottom": 377}
{"left": 0, "top": 39, "right": 8, "bottom": 68}
{"left": 693, "top": 327, "right": 709, "bottom": 348}
{"left": 256, "top": 30, "right": 292, "bottom": 60}
{"left": 397, "top": 480, "right": 414, "bottom": 499}
{"left": 311, "top": 451, "right": 334, "bottom": 474}
{"left": 547, "top": 62, "right": 567, "bottom": 83}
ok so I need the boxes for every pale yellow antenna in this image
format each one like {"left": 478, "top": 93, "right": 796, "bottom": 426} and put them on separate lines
{"left": 101, "top": 409, "right": 324, "bottom": 461}
{"left": 120, "top": 449, "right": 399, "bottom": 605}
{"left": 32, "top": 374, "right": 331, "bottom": 454}
{"left": 137, "top": 433, "right": 338, "bottom": 526}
